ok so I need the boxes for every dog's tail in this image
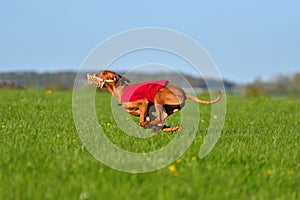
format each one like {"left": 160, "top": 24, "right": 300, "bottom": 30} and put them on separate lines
{"left": 185, "top": 90, "right": 221, "bottom": 105}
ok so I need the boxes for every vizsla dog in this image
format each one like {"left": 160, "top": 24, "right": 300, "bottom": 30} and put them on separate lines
{"left": 87, "top": 70, "right": 221, "bottom": 132}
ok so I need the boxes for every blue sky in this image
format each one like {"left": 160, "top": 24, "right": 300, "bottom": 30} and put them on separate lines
{"left": 0, "top": 0, "right": 299, "bottom": 83}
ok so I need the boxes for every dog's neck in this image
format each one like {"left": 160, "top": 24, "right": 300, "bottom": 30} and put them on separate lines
{"left": 104, "top": 83, "right": 126, "bottom": 102}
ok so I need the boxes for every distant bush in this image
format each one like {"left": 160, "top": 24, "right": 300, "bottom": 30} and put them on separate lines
{"left": 244, "top": 78, "right": 267, "bottom": 97}
{"left": 245, "top": 73, "right": 300, "bottom": 98}
{"left": 0, "top": 81, "right": 23, "bottom": 89}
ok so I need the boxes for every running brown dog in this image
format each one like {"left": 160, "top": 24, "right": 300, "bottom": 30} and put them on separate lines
{"left": 87, "top": 70, "right": 221, "bottom": 132}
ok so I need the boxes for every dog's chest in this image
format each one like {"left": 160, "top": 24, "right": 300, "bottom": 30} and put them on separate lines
{"left": 121, "top": 80, "right": 168, "bottom": 103}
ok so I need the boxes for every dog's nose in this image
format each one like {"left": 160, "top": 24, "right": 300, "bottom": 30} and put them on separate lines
{"left": 87, "top": 73, "right": 95, "bottom": 78}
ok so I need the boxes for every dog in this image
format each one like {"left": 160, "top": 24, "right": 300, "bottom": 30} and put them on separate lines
{"left": 87, "top": 70, "right": 221, "bottom": 132}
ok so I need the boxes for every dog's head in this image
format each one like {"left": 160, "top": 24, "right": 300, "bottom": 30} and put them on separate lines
{"left": 87, "top": 70, "right": 130, "bottom": 88}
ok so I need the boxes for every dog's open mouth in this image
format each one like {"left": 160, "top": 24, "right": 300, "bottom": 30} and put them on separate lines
{"left": 87, "top": 74, "right": 100, "bottom": 87}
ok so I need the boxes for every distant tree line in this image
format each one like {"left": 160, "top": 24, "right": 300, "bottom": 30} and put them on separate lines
{"left": 0, "top": 72, "right": 76, "bottom": 90}
{"left": 1, "top": 71, "right": 299, "bottom": 98}
{"left": 245, "top": 73, "right": 300, "bottom": 98}
{"left": 0, "top": 71, "right": 235, "bottom": 91}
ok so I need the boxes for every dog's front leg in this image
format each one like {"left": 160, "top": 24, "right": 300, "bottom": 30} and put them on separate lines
{"left": 138, "top": 99, "right": 150, "bottom": 127}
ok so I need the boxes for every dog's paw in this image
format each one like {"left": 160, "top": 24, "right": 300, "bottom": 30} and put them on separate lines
{"left": 162, "top": 125, "right": 182, "bottom": 132}
{"left": 139, "top": 122, "right": 150, "bottom": 127}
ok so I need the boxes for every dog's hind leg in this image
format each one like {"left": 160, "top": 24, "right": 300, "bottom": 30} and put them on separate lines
{"left": 146, "top": 103, "right": 157, "bottom": 122}
{"left": 147, "top": 103, "right": 168, "bottom": 132}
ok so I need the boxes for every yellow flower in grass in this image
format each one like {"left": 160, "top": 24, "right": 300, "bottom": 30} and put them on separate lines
{"left": 176, "top": 159, "right": 181, "bottom": 163}
{"left": 191, "top": 156, "right": 196, "bottom": 161}
{"left": 289, "top": 170, "right": 294, "bottom": 175}
{"left": 21, "top": 98, "right": 28, "bottom": 103}
{"left": 267, "top": 170, "right": 273, "bottom": 175}
{"left": 168, "top": 165, "right": 177, "bottom": 174}
{"left": 45, "top": 89, "right": 52, "bottom": 94}
{"left": 1, "top": 125, "right": 5, "bottom": 129}
{"left": 142, "top": 166, "right": 148, "bottom": 171}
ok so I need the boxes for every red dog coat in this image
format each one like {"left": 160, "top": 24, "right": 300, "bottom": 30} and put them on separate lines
{"left": 121, "top": 80, "right": 169, "bottom": 103}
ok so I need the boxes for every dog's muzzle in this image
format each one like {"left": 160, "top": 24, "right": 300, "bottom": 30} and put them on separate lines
{"left": 87, "top": 73, "right": 115, "bottom": 88}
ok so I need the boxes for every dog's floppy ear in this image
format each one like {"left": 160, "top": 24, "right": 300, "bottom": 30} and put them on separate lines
{"left": 121, "top": 76, "right": 130, "bottom": 84}
{"left": 87, "top": 73, "right": 102, "bottom": 87}
{"left": 116, "top": 75, "right": 130, "bottom": 87}
{"left": 107, "top": 72, "right": 120, "bottom": 82}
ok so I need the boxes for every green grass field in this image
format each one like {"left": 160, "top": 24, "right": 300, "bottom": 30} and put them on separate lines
{"left": 0, "top": 89, "right": 299, "bottom": 200}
